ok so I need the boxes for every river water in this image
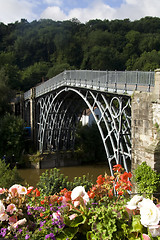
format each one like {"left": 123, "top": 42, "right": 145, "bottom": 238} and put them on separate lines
{"left": 18, "top": 164, "right": 110, "bottom": 187}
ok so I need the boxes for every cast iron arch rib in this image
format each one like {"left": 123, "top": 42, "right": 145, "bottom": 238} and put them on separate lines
{"left": 36, "top": 87, "right": 131, "bottom": 174}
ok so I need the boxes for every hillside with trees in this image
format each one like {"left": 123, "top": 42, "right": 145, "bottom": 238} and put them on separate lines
{"left": 0, "top": 17, "right": 160, "bottom": 93}
{"left": 0, "top": 16, "right": 160, "bottom": 162}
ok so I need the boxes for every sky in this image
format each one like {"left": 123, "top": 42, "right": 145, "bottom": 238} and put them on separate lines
{"left": 0, "top": 0, "right": 160, "bottom": 24}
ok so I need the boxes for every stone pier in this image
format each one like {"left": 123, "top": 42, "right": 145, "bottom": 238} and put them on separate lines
{"left": 131, "top": 69, "right": 160, "bottom": 172}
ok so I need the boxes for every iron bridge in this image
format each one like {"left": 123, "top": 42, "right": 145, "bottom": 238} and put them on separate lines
{"left": 24, "top": 70, "right": 155, "bottom": 174}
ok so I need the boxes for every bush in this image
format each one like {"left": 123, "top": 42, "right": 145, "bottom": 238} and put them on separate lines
{"left": 133, "top": 161, "right": 160, "bottom": 197}
{"left": 0, "top": 159, "right": 23, "bottom": 188}
{"left": 37, "top": 167, "right": 93, "bottom": 196}
{"left": 0, "top": 114, "right": 26, "bottom": 162}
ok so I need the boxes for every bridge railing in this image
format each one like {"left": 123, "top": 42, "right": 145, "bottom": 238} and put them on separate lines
{"left": 24, "top": 70, "right": 155, "bottom": 100}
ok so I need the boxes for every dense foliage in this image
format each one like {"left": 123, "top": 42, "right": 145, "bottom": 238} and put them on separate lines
{"left": 0, "top": 17, "right": 160, "bottom": 92}
{"left": 0, "top": 114, "right": 27, "bottom": 161}
{"left": 1, "top": 164, "right": 160, "bottom": 239}
{"left": 75, "top": 123, "right": 106, "bottom": 163}
{"left": 37, "top": 167, "right": 93, "bottom": 196}
{"left": 0, "top": 160, "right": 22, "bottom": 188}
{"left": 133, "top": 162, "right": 160, "bottom": 196}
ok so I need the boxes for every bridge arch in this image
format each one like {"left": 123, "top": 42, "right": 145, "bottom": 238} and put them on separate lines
{"left": 37, "top": 86, "right": 131, "bottom": 174}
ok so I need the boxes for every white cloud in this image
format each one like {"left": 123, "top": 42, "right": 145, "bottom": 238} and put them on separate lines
{"left": 115, "top": 0, "right": 160, "bottom": 20}
{"left": 40, "top": 0, "right": 160, "bottom": 23}
{"left": 1, "top": 0, "right": 160, "bottom": 24}
{"left": 41, "top": 6, "right": 67, "bottom": 21}
{"left": 0, "top": 0, "right": 37, "bottom": 24}
{"left": 40, "top": 1, "right": 116, "bottom": 22}
{"left": 68, "top": 3, "right": 115, "bottom": 22}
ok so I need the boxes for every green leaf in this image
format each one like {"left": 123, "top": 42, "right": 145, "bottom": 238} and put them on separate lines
{"left": 56, "top": 227, "right": 78, "bottom": 240}
{"left": 65, "top": 215, "right": 86, "bottom": 227}
{"left": 130, "top": 215, "right": 143, "bottom": 233}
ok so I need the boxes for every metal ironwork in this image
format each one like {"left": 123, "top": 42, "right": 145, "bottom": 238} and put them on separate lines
{"left": 24, "top": 70, "right": 155, "bottom": 100}
{"left": 35, "top": 87, "right": 131, "bottom": 174}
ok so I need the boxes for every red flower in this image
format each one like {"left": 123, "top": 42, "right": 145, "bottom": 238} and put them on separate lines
{"left": 115, "top": 182, "right": 121, "bottom": 190}
{"left": 36, "top": 190, "right": 40, "bottom": 197}
{"left": 64, "top": 191, "right": 72, "bottom": 201}
{"left": 41, "top": 200, "right": 45, "bottom": 205}
{"left": 120, "top": 172, "right": 132, "bottom": 182}
{"left": 96, "top": 175, "right": 105, "bottom": 185}
{"left": 118, "top": 190, "right": 124, "bottom": 195}
{"left": 33, "top": 188, "right": 40, "bottom": 197}
{"left": 88, "top": 190, "right": 95, "bottom": 199}
{"left": 40, "top": 213, "right": 43, "bottom": 217}
{"left": 113, "top": 164, "right": 122, "bottom": 172}
{"left": 108, "top": 189, "right": 113, "bottom": 198}
{"left": 60, "top": 188, "right": 68, "bottom": 195}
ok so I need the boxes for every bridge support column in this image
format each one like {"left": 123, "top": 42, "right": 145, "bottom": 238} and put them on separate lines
{"left": 131, "top": 69, "right": 160, "bottom": 172}
{"left": 30, "top": 88, "right": 36, "bottom": 144}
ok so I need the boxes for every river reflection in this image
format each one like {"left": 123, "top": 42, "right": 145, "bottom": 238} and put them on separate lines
{"left": 18, "top": 164, "right": 110, "bottom": 187}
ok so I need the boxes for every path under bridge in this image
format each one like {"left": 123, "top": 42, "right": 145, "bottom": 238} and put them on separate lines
{"left": 23, "top": 70, "right": 155, "bottom": 175}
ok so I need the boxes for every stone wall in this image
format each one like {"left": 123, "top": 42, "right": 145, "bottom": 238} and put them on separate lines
{"left": 30, "top": 151, "right": 81, "bottom": 169}
{"left": 131, "top": 69, "right": 160, "bottom": 172}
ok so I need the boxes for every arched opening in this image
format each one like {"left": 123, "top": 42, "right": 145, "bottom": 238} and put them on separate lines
{"left": 37, "top": 87, "right": 131, "bottom": 173}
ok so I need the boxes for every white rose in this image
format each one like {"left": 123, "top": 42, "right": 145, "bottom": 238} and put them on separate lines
{"left": 149, "top": 225, "right": 160, "bottom": 237}
{"left": 126, "top": 195, "right": 143, "bottom": 210}
{"left": 138, "top": 198, "right": 160, "bottom": 227}
{"left": 71, "top": 186, "right": 86, "bottom": 200}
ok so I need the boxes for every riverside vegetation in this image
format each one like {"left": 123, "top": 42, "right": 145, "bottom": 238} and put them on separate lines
{"left": 0, "top": 161, "right": 160, "bottom": 239}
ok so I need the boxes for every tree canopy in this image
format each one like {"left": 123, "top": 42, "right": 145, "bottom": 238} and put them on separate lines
{"left": 0, "top": 17, "right": 160, "bottom": 92}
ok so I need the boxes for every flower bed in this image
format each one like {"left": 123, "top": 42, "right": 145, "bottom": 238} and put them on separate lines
{"left": 0, "top": 164, "right": 159, "bottom": 239}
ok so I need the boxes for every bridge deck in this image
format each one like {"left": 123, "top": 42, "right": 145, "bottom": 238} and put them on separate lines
{"left": 24, "top": 70, "right": 155, "bottom": 100}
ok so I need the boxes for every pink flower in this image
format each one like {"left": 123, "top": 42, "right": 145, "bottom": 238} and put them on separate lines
{"left": 69, "top": 214, "right": 77, "bottom": 220}
{"left": 142, "top": 234, "right": 151, "bottom": 240}
{"left": 60, "top": 196, "right": 67, "bottom": 205}
{"left": 9, "top": 184, "right": 22, "bottom": 196}
{"left": 27, "top": 186, "right": 34, "bottom": 192}
{"left": 0, "top": 212, "right": 8, "bottom": 221}
{"left": 12, "top": 218, "right": 27, "bottom": 228}
{"left": 52, "top": 211, "right": 61, "bottom": 220}
{"left": 0, "top": 188, "right": 5, "bottom": 194}
{"left": 9, "top": 216, "right": 17, "bottom": 224}
{"left": 0, "top": 200, "right": 5, "bottom": 214}
{"left": 17, "top": 186, "right": 27, "bottom": 195}
{"left": 6, "top": 203, "right": 17, "bottom": 214}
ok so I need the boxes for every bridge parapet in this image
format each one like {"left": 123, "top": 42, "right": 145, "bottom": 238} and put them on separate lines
{"left": 24, "top": 70, "right": 154, "bottom": 100}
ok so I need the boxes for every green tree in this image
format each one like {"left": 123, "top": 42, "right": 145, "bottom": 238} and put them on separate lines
{"left": 46, "top": 63, "right": 75, "bottom": 78}
{"left": 0, "top": 68, "right": 14, "bottom": 116}
{"left": 131, "top": 50, "right": 160, "bottom": 71}
{"left": 0, "top": 114, "right": 26, "bottom": 161}
{"left": 21, "top": 61, "right": 50, "bottom": 90}
{"left": 0, "top": 160, "right": 23, "bottom": 188}
{"left": 75, "top": 123, "right": 106, "bottom": 163}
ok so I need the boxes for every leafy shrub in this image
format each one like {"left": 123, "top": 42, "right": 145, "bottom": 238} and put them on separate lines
{"left": 37, "top": 167, "right": 93, "bottom": 196}
{"left": 0, "top": 114, "right": 26, "bottom": 161}
{"left": 133, "top": 161, "right": 160, "bottom": 196}
{"left": 0, "top": 159, "right": 23, "bottom": 188}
